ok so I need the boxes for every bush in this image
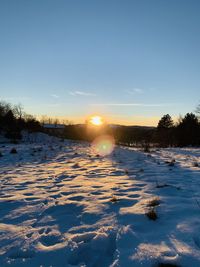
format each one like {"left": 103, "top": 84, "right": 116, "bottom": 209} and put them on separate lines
{"left": 146, "top": 208, "right": 158, "bottom": 220}
{"left": 10, "top": 148, "right": 17, "bottom": 154}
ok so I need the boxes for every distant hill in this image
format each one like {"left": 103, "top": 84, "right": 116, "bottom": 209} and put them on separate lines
{"left": 109, "top": 124, "right": 155, "bottom": 130}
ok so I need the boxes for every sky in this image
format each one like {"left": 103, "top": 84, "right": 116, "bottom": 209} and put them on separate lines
{"left": 0, "top": 0, "right": 200, "bottom": 126}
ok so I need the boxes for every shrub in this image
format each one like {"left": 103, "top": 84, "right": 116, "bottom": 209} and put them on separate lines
{"left": 157, "top": 263, "right": 181, "bottom": 267}
{"left": 147, "top": 197, "right": 160, "bottom": 207}
{"left": 10, "top": 148, "right": 17, "bottom": 154}
{"left": 193, "top": 162, "right": 199, "bottom": 167}
{"left": 146, "top": 208, "right": 158, "bottom": 220}
{"left": 110, "top": 195, "right": 118, "bottom": 203}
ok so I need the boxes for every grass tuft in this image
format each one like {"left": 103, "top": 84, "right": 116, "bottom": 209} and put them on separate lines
{"left": 73, "top": 163, "right": 80, "bottom": 168}
{"left": 10, "top": 148, "right": 17, "bottom": 154}
{"left": 168, "top": 161, "right": 175, "bottom": 167}
{"left": 146, "top": 208, "right": 158, "bottom": 220}
{"left": 143, "top": 143, "right": 150, "bottom": 153}
{"left": 110, "top": 195, "right": 119, "bottom": 203}
{"left": 147, "top": 197, "right": 160, "bottom": 207}
{"left": 157, "top": 263, "right": 181, "bottom": 267}
{"left": 193, "top": 162, "right": 199, "bottom": 167}
{"left": 125, "top": 169, "right": 129, "bottom": 175}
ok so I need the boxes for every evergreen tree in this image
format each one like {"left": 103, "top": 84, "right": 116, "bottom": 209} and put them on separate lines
{"left": 156, "top": 114, "right": 174, "bottom": 147}
{"left": 176, "top": 113, "right": 200, "bottom": 146}
{"left": 4, "top": 110, "right": 21, "bottom": 140}
{"left": 157, "top": 114, "right": 174, "bottom": 129}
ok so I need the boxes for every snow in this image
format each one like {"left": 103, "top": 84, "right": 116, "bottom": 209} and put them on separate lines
{"left": 0, "top": 134, "right": 200, "bottom": 267}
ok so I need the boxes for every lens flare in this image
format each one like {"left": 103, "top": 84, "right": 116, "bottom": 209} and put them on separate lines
{"left": 92, "top": 135, "right": 115, "bottom": 156}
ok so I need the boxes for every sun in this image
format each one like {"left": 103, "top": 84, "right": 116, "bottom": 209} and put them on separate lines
{"left": 90, "top": 116, "right": 103, "bottom": 126}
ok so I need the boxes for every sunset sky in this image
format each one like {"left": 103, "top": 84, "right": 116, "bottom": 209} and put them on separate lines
{"left": 0, "top": 0, "right": 200, "bottom": 125}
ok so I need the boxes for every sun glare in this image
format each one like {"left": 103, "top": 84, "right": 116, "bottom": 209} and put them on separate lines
{"left": 90, "top": 116, "right": 103, "bottom": 126}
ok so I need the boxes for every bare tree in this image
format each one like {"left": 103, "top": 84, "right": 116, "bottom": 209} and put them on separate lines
{"left": 62, "top": 119, "right": 72, "bottom": 125}
{"left": 23, "top": 113, "right": 35, "bottom": 122}
{"left": 40, "top": 115, "right": 54, "bottom": 125}
{"left": 53, "top": 118, "right": 60, "bottom": 126}
{"left": 0, "top": 101, "right": 12, "bottom": 116}
{"left": 195, "top": 103, "right": 200, "bottom": 117}
{"left": 13, "top": 103, "right": 24, "bottom": 119}
{"left": 40, "top": 115, "right": 49, "bottom": 125}
{"left": 40, "top": 116, "right": 72, "bottom": 126}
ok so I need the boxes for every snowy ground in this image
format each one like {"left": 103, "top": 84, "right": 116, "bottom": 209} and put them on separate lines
{"left": 0, "top": 135, "right": 200, "bottom": 267}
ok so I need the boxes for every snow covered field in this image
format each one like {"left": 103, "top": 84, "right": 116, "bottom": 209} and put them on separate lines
{"left": 0, "top": 135, "right": 200, "bottom": 267}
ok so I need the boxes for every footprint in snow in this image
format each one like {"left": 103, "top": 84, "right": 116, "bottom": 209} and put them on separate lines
{"left": 68, "top": 195, "right": 84, "bottom": 201}
{"left": 40, "top": 234, "right": 62, "bottom": 247}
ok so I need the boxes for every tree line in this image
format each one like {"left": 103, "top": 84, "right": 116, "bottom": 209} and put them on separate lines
{"left": 155, "top": 112, "right": 200, "bottom": 147}
{"left": 111, "top": 111, "right": 200, "bottom": 148}
{"left": 61, "top": 112, "right": 200, "bottom": 148}
{"left": 0, "top": 100, "right": 200, "bottom": 147}
{"left": 62, "top": 109, "right": 200, "bottom": 148}
{"left": 0, "top": 101, "right": 41, "bottom": 141}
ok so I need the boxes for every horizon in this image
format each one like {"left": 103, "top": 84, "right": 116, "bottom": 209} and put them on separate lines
{"left": 37, "top": 114, "right": 176, "bottom": 127}
{"left": 0, "top": 0, "right": 200, "bottom": 126}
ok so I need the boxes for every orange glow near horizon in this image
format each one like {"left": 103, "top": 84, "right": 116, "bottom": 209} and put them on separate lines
{"left": 90, "top": 116, "right": 103, "bottom": 126}
{"left": 92, "top": 135, "right": 115, "bottom": 156}
{"left": 37, "top": 114, "right": 162, "bottom": 127}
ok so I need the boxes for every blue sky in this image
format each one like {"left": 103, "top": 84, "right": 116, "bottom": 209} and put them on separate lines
{"left": 0, "top": 0, "right": 200, "bottom": 125}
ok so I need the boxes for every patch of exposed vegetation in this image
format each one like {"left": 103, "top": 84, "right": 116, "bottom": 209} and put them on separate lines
{"left": 10, "top": 148, "right": 17, "bottom": 154}
{"left": 110, "top": 195, "right": 119, "bottom": 203}
{"left": 193, "top": 162, "right": 199, "bottom": 167}
{"left": 147, "top": 197, "right": 160, "bottom": 207}
{"left": 156, "top": 263, "right": 181, "bottom": 267}
{"left": 146, "top": 208, "right": 158, "bottom": 221}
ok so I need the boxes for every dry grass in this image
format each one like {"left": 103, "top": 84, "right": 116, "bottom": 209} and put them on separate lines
{"left": 168, "top": 161, "right": 175, "bottom": 167}
{"left": 110, "top": 195, "right": 119, "bottom": 203}
{"left": 73, "top": 163, "right": 80, "bottom": 168}
{"left": 146, "top": 208, "right": 158, "bottom": 220}
{"left": 144, "top": 148, "right": 150, "bottom": 153}
{"left": 157, "top": 263, "right": 181, "bottom": 267}
{"left": 125, "top": 169, "right": 129, "bottom": 175}
{"left": 147, "top": 197, "right": 160, "bottom": 207}
{"left": 10, "top": 148, "right": 17, "bottom": 154}
{"left": 193, "top": 162, "right": 199, "bottom": 167}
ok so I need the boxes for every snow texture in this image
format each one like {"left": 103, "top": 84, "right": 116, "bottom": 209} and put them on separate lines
{"left": 0, "top": 134, "right": 200, "bottom": 267}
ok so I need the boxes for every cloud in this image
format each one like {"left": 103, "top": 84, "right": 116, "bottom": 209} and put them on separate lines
{"left": 91, "top": 103, "right": 175, "bottom": 107}
{"left": 51, "top": 94, "right": 60, "bottom": 98}
{"left": 127, "top": 88, "right": 144, "bottom": 94}
{"left": 69, "top": 91, "right": 96, "bottom": 96}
